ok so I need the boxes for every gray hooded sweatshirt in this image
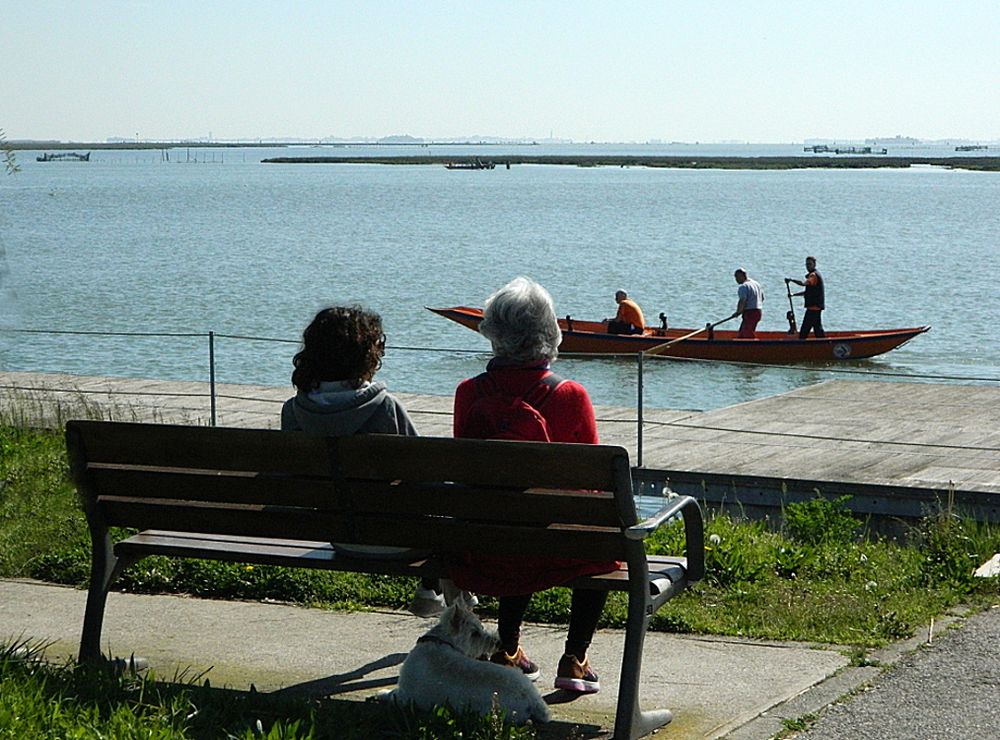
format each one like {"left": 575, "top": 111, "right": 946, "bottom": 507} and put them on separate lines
{"left": 280, "top": 379, "right": 420, "bottom": 559}
{"left": 280, "top": 380, "right": 417, "bottom": 436}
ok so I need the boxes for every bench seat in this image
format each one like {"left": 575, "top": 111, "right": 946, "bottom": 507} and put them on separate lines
{"left": 116, "top": 529, "right": 689, "bottom": 598}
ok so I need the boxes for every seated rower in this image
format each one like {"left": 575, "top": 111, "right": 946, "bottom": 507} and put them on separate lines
{"left": 604, "top": 290, "right": 646, "bottom": 335}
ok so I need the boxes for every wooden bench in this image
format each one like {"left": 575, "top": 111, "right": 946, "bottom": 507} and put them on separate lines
{"left": 66, "top": 420, "right": 704, "bottom": 740}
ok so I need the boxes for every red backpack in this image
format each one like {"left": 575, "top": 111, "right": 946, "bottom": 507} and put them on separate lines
{"left": 462, "top": 372, "right": 564, "bottom": 442}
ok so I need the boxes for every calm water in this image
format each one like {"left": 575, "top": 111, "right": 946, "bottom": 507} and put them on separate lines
{"left": 1, "top": 145, "right": 998, "bottom": 412}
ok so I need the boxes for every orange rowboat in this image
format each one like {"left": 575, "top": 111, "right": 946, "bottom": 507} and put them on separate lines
{"left": 428, "top": 306, "right": 930, "bottom": 364}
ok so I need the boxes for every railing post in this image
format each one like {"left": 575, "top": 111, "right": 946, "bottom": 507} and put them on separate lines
{"left": 208, "top": 331, "right": 217, "bottom": 427}
{"left": 637, "top": 351, "right": 644, "bottom": 468}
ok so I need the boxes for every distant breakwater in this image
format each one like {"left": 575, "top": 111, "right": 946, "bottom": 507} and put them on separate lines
{"left": 261, "top": 155, "right": 1000, "bottom": 171}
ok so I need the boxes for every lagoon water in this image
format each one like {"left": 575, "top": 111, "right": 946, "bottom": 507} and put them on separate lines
{"left": 1, "top": 145, "right": 998, "bottom": 412}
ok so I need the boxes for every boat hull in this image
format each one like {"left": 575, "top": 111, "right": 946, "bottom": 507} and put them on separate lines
{"left": 428, "top": 307, "right": 929, "bottom": 364}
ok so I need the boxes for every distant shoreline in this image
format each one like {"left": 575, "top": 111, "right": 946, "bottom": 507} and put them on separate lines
{"left": 8, "top": 141, "right": 998, "bottom": 170}
{"left": 261, "top": 154, "right": 1000, "bottom": 171}
{"left": 7, "top": 141, "right": 542, "bottom": 151}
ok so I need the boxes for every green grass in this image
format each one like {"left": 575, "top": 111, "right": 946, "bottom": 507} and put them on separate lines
{"left": 644, "top": 508, "right": 998, "bottom": 645}
{"left": 0, "top": 640, "right": 538, "bottom": 739}
{"left": 0, "top": 425, "right": 82, "bottom": 577}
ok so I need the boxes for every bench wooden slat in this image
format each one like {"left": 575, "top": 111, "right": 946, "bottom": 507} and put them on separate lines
{"left": 566, "top": 555, "right": 688, "bottom": 596}
{"left": 115, "top": 532, "right": 686, "bottom": 595}
{"left": 138, "top": 530, "right": 341, "bottom": 550}
{"left": 336, "top": 434, "right": 623, "bottom": 490}
{"left": 69, "top": 420, "right": 334, "bottom": 476}
{"left": 88, "top": 466, "right": 332, "bottom": 507}
{"left": 98, "top": 498, "right": 631, "bottom": 561}
{"left": 86, "top": 467, "right": 623, "bottom": 526}
{"left": 115, "top": 532, "right": 436, "bottom": 578}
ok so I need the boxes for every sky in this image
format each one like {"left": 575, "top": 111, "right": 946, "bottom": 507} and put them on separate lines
{"left": 3, "top": 1, "right": 999, "bottom": 143}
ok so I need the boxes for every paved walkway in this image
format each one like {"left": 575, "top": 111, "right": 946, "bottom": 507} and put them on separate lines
{"left": 4, "top": 579, "right": 993, "bottom": 739}
{"left": 791, "top": 605, "right": 1000, "bottom": 740}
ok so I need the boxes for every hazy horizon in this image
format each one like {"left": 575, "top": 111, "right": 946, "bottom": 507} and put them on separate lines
{"left": 3, "top": 2, "right": 998, "bottom": 144}
{"left": 8, "top": 134, "right": 999, "bottom": 147}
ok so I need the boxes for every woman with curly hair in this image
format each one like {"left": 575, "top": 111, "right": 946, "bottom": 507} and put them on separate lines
{"left": 281, "top": 306, "right": 459, "bottom": 616}
{"left": 281, "top": 305, "right": 416, "bottom": 435}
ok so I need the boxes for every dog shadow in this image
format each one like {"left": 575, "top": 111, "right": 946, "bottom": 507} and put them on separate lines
{"left": 271, "top": 653, "right": 407, "bottom": 698}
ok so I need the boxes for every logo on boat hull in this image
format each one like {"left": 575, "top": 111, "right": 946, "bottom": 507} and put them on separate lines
{"left": 833, "top": 343, "right": 851, "bottom": 359}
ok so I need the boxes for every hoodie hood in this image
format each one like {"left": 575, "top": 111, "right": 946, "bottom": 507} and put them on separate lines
{"left": 285, "top": 380, "right": 389, "bottom": 435}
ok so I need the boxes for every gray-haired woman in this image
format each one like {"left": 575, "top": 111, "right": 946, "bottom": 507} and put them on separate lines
{"left": 449, "top": 276, "right": 619, "bottom": 694}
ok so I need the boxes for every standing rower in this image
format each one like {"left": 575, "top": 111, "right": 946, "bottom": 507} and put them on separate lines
{"left": 788, "top": 256, "right": 825, "bottom": 338}
{"left": 732, "top": 268, "right": 764, "bottom": 339}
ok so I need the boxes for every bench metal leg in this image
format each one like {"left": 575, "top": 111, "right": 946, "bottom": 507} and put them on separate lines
{"left": 79, "top": 533, "right": 116, "bottom": 662}
{"left": 613, "top": 580, "right": 673, "bottom": 740}
{"left": 78, "top": 527, "right": 142, "bottom": 663}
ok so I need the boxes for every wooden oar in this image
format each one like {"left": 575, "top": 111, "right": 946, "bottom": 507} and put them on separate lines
{"left": 784, "top": 278, "right": 798, "bottom": 334}
{"left": 643, "top": 315, "right": 737, "bottom": 356}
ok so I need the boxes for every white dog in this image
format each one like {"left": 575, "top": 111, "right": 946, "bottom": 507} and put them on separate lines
{"left": 388, "top": 602, "right": 551, "bottom": 724}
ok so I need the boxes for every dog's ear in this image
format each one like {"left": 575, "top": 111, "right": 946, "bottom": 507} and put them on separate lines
{"left": 449, "top": 603, "right": 464, "bottom": 631}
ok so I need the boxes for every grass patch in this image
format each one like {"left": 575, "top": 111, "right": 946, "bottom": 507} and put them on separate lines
{"left": 2, "top": 425, "right": 998, "bottom": 649}
{"left": 0, "top": 640, "right": 539, "bottom": 739}
{"left": 0, "top": 425, "right": 81, "bottom": 577}
{"left": 0, "top": 385, "right": 178, "bottom": 430}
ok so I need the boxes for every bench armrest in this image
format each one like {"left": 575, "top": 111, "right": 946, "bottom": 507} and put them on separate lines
{"left": 626, "top": 494, "right": 705, "bottom": 582}
{"left": 626, "top": 494, "right": 696, "bottom": 539}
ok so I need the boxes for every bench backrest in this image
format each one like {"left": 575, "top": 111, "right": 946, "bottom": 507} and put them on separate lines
{"left": 66, "top": 420, "right": 642, "bottom": 562}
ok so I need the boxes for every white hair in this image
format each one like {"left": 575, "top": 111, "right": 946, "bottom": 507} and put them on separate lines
{"left": 479, "top": 277, "right": 562, "bottom": 362}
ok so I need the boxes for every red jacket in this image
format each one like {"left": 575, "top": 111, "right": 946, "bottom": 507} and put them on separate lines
{"left": 448, "top": 362, "right": 619, "bottom": 596}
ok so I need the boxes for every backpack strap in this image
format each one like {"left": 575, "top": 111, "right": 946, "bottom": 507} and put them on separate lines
{"left": 520, "top": 373, "right": 565, "bottom": 410}
{"left": 473, "top": 371, "right": 564, "bottom": 409}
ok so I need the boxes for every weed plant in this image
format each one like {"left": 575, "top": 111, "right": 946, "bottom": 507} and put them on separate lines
{"left": 2, "top": 425, "right": 998, "bottom": 649}
{"left": 1, "top": 128, "right": 19, "bottom": 175}
{"left": 0, "top": 385, "right": 165, "bottom": 429}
